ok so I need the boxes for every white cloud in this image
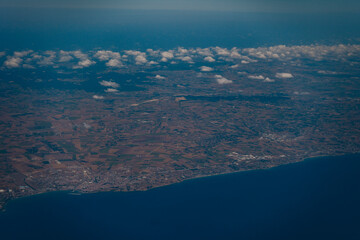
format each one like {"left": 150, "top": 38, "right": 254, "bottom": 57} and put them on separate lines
{"left": 93, "top": 95, "right": 104, "bottom": 100}
{"left": 214, "top": 75, "right": 232, "bottom": 84}
{"left": 105, "top": 88, "right": 118, "bottom": 93}
{"left": 177, "top": 47, "right": 189, "bottom": 55}
{"left": 99, "top": 80, "right": 119, "bottom": 88}
{"left": 59, "top": 55, "right": 73, "bottom": 62}
{"left": 135, "top": 55, "right": 147, "bottom": 65}
{"left": 59, "top": 51, "right": 73, "bottom": 62}
{"left": 248, "top": 75, "right": 265, "bottom": 80}
{"left": 148, "top": 61, "right": 158, "bottom": 65}
{"left": 63, "top": 50, "right": 96, "bottom": 69}
{"left": 74, "top": 59, "right": 95, "bottom": 69}
{"left": 94, "top": 50, "right": 121, "bottom": 61}
{"left": 276, "top": 73, "right": 293, "bottom": 78}
{"left": 161, "top": 51, "right": 174, "bottom": 59}
{"left": 14, "top": 50, "right": 33, "bottom": 57}
{"left": 106, "top": 59, "right": 123, "bottom": 67}
{"left": 204, "top": 56, "right": 216, "bottom": 62}
{"left": 317, "top": 70, "right": 338, "bottom": 75}
{"left": 155, "top": 75, "right": 166, "bottom": 80}
{"left": 242, "top": 44, "right": 360, "bottom": 62}
{"left": 35, "top": 51, "right": 56, "bottom": 66}
{"left": 146, "top": 49, "right": 159, "bottom": 56}
{"left": 4, "top": 57, "right": 22, "bottom": 68}
{"left": 200, "top": 66, "right": 214, "bottom": 72}
{"left": 123, "top": 50, "right": 147, "bottom": 65}
{"left": 179, "top": 56, "right": 193, "bottom": 63}
{"left": 196, "top": 48, "right": 213, "bottom": 57}
{"left": 3, "top": 50, "right": 33, "bottom": 68}
{"left": 72, "top": 50, "right": 88, "bottom": 60}
{"left": 161, "top": 51, "right": 174, "bottom": 62}
{"left": 214, "top": 47, "right": 230, "bottom": 56}
{"left": 230, "top": 49, "right": 242, "bottom": 59}
{"left": 263, "top": 77, "right": 275, "bottom": 82}
{"left": 124, "top": 50, "right": 144, "bottom": 56}
{"left": 2, "top": 44, "right": 359, "bottom": 71}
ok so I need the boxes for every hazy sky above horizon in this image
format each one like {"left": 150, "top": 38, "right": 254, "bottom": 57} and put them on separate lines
{"left": 1, "top": 0, "right": 360, "bottom": 13}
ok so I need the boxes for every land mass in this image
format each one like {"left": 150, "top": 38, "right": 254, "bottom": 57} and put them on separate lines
{"left": 1, "top": 48, "right": 360, "bottom": 209}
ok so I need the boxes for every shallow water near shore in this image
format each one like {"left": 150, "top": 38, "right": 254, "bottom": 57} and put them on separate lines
{"left": 0, "top": 154, "right": 359, "bottom": 240}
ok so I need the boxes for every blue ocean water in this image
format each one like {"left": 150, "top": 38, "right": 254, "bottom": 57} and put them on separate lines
{"left": 0, "top": 154, "right": 359, "bottom": 240}
{"left": 1, "top": 9, "right": 360, "bottom": 51}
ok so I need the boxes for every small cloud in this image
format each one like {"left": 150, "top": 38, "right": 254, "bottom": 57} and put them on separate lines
{"left": 14, "top": 50, "right": 33, "bottom": 57}
{"left": 72, "top": 50, "right": 88, "bottom": 60}
{"left": 200, "top": 66, "right": 214, "bottom": 72}
{"left": 230, "top": 50, "right": 242, "bottom": 59}
{"left": 263, "top": 77, "right": 275, "bottom": 82}
{"left": 59, "top": 51, "right": 73, "bottom": 62}
{"left": 93, "top": 95, "right": 104, "bottom": 100}
{"left": 74, "top": 59, "right": 95, "bottom": 69}
{"left": 230, "top": 64, "right": 239, "bottom": 69}
{"left": 276, "top": 73, "right": 293, "bottom": 78}
{"left": 294, "top": 91, "right": 310, "bottom": 95}
{"left": 146, "top": 49, "right": 159, "bottom": 56}
{"left": 237, "top": 71, "right": 247, "bottom": 75}
{"left": 94, "top": 50, "right": 121, "bottom": 61}
{"left": 135, "top": 55, "right": 147, "bottom": 65}
{"left": 124, "top": 50, "right": 144, "bottom": 56}
{"left": 4, "top": 57, "right": 22, "bottom": 68}
{"left": 241, "top": 60, "right": 249, "bottom": 64}
{"left": 214, "top": 47, "right": 230, "bottom": 56}
{"left": 160, "top": 51, "right": 174, "bottom": 62}
{"left": 204, "top": 56, "right": 216, "bottom": 62}
{"left": 161, "top": 51, "right": 174, "bottom": 59}
{"left": 177, "top": 47, "right": 189, "bottom": 55}
{"left": 179, "top": 56, "right": 193, "bottom": 63}
{"left": 59, "top": 55, "right": 73, "bottom": 62}
{"left": 35, "top": 51, "right": 56, "bottom": 66}
{"left": 105, "top": 88, "right": 118, "bottom": 93}
{"left": 148, "top": 61, "right": 158, "bottom": 65}
{"left": 155, "top": 75, "right": 166, "bottom": 80}
{"left": 248, "top": 75, "right": 265, "bottom": 80}
{"left": 196, "top": 48, "right": 213, "bottom": 57}
{"left": 106, "top": 59, "right": 123, "bottom": 67}
{"left": 0, "top": 52, "right": 6, "bottom": 58}
{"left": 99, "top": 80, "right": 119, "bottom": 88}
{"left": 83, "top": 122, "right": 91, "bottom": 129}
{"left": 214, "top": 75, "right": 232, "bottom": 84}
{"left": 317, "top": 70, "right": 338, "bottom": 75}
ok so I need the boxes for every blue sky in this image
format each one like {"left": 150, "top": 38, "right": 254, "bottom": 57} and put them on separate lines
{"left": 0, "top": 0, "right": 359, "bottom": 12}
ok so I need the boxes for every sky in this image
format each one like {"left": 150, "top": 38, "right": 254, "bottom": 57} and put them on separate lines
{"left": 0, "top": 0, "right": 360, "bottom": 13}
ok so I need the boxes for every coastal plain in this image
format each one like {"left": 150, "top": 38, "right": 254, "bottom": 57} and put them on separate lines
{"left": 0, "top": 47, "right": 359, "bottom": 208}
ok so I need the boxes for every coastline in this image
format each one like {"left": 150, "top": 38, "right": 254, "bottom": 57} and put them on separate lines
{"left": 1, "top": 152, "right": 359, "bottom": 212}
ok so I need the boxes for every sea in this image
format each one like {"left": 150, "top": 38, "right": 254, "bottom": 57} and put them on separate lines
{"left": 0, "top": 154, "right": 359, "bottom": 240}
{"left": 0, "top": 9, "right": 360, "bottom": 51}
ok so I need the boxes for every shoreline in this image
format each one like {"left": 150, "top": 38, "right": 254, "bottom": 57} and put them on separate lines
{"left": 1, "top": 152, "right": 359, "bottom": 212}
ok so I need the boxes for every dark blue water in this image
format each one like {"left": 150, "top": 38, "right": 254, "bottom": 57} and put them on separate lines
{"left": 1, "top": 9, "right": 360, "bottom": 51}
{"left": 0, "top": 154, "right": 359, "bottom": 240}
